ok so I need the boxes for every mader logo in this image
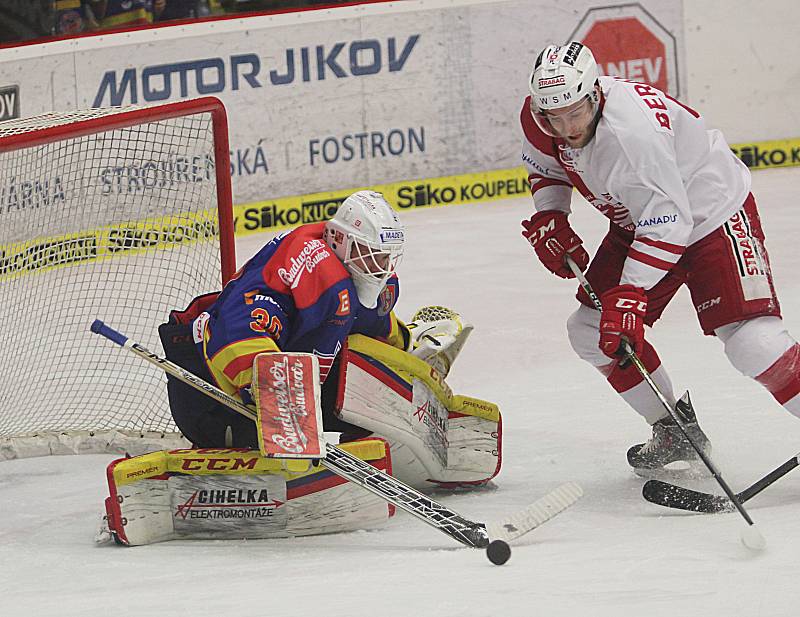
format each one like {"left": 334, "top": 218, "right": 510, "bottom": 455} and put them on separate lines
{"left": 569, "top": 6, "right": 679, "bottom": 96}
{"left": 562, "top": 42, "right": 583, "bottom": 66}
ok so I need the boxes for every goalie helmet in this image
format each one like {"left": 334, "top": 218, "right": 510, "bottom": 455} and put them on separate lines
{"left": 323, "top": 190, "right": 404, "bottom": 309}
{"left": 528, "top": 42, "right": 600, "bottom": 140}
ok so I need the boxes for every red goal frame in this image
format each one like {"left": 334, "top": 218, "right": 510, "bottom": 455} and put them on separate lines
{"left": 0, "top": 96, "right": 237, "bottom": 286}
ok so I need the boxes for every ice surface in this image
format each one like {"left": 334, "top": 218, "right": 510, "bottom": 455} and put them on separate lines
{"left": 3, "top": 168, "right": 799, "bottom": 616}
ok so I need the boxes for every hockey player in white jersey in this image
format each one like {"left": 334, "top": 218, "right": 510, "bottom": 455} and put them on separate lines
{"left": 520, "top": 41, "right": 800, "bottom": 473}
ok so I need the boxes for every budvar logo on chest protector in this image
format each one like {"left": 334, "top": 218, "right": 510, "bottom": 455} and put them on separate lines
{"left": 277, "top": 240, "right": 331, "bottom": 289}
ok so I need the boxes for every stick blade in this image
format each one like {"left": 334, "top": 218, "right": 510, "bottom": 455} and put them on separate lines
{"left": 487, "top": 482, "right": 583, "bottom": 543}
{"left": 642, "top": 479, "right": 735, "bottom": 513}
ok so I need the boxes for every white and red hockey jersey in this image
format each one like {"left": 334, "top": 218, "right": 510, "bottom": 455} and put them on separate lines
{"left": 520, "top": 75, "right": 751, "bottom": 290}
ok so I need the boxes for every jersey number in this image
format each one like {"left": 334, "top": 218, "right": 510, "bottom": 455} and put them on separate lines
{"left": 249, "top": 308, "right": 283, "bottom": 337}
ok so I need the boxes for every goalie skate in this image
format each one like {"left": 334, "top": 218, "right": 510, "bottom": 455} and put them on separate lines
{"left": 627, "top": 392, "right": 711, "bottom": 477}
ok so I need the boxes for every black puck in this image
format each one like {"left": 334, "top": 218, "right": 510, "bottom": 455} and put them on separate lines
{"left": 486, "top": 539, "right": 511, "bottom": 565}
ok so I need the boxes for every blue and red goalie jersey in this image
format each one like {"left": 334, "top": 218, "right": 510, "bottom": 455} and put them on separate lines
{"left": 198, "top": 222, "right": 406, "bottom": 397}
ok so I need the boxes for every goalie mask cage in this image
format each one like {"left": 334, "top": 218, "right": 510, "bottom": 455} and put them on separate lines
{"left": 0, "top": 97, "right": 235, "bottom": 459}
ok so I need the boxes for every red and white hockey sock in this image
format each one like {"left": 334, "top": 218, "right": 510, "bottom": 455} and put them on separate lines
{"left": 717, "top": 317, "right": 800, "bottom": 418}
{"left": 602, "top": 342, "right": 676, "bottom": 425}
{"left": 755, "top": 343, "right": 800, "bottom": 417}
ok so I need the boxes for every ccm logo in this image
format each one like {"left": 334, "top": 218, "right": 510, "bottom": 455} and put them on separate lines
{"left": 530, "top": 218, "right": 556, "bottom": 245}
{"left": 615, "top": 298, "right": 646, "bottom": 311}
{"left": 181, "top": 457, "right": 258, "bottom": 471}
{"left": 696, "top": 297, "right": 721, "bottom": 313}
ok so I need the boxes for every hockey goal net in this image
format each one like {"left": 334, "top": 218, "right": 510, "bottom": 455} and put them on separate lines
{"left": 0, "top": 97, "right": 235, "bottom": 459}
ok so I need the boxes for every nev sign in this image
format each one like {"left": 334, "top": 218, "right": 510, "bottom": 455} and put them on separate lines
{"left": 570, "top": 6, "right": 679, "bottom": 96}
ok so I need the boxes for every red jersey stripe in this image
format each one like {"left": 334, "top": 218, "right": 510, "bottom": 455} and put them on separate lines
{"left": 529, "top": 175, "right": 572, "bottom": 195}
{"left": 223, "top": 351, "right": 263, "bottom": 381}
{"left": 636, "top": 236, "right": 686, "bottom": 255}
{"left": 627, "top": 247, "right": 676, "bottom": 271}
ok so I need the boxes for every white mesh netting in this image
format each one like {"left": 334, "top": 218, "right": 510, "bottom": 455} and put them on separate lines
{"left": 0, "top": 103, "right": 232, "bottom": 458}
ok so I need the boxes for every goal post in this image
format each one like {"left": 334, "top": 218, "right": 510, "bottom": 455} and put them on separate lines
{"left": 0, "top": 97, "right": 236, "bottom": 459}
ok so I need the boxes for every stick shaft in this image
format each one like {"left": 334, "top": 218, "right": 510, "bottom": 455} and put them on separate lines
{"left": 739, "top": 453, "right": 800, "bottom": 502}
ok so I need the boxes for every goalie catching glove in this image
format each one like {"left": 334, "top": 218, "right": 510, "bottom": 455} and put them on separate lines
{"left": 404, "top": 306, "right": 474, "bottom": 377}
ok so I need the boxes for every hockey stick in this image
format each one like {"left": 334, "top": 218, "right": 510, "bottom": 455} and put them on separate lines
{"left": 90, "top": 319, "right": 582, "bottom": 550}
{"left": 642, "top": 452, "right": 800, "bottom": 513}
{"left": 564, "top": 257, "right": 765, "bottom": 547}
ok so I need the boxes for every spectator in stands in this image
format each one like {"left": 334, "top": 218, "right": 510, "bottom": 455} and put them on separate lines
{"left": 54, "top": 0, "right": 105, "bottom": 35}
{"left": 92, "top": 0, "right": 166, "bottom": 29}
{"left": 157, "top": 0, "right": 213, "bottom": 21}
{"left": 220, "top": 0, "right": 326, "bottom": 12}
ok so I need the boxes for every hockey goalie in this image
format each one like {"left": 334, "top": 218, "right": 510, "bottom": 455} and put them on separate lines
{"left": 99, "top": 191, "right": 501, "bottom": 545}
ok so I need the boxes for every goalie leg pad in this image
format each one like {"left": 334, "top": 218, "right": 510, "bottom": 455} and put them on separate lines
{"left": 336, "top": 335, "right": 501, "bottom": 489}
{"left": 101, "top": 440, "right": 393, "bottom": 546}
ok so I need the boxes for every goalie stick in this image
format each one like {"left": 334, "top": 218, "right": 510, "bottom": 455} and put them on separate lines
{"left": 564, "top": 256, "right": 764, "bottom": 545}
{"left": 643, "top": 452, "right": 800, "bottom": 513}
{"left": 90, "top": 319, "right": 582, "bottom": 550}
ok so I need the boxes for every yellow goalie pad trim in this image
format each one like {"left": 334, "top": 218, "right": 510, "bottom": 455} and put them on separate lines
{"left": 346, "top": 334, "right": 500, "bottom": 422}
{"left": 111, "top": 439, "right": 388, "bottom": 487}
{"left": 450, "top": 395, "right": 500, "bottom": 422}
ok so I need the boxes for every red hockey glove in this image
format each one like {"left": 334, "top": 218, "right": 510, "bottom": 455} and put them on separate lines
{"left": 599, "top": 285, "right": 648, "bottom": 359}
{"left": 521, "top": 210, "right": 589, "bottom": 278}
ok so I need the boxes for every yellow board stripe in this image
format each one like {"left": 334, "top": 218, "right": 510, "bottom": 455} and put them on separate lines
{"left": 231, "top": 137, "right": 800, "bottom": 236}
{"left": 0, "top": 211, "right": 218, "bottom": 282}
{"left": 232, "top": 168, "right": 530, "bottom": 236}
{"left": 730, "top": 137, "right": 800, "bottom": 170}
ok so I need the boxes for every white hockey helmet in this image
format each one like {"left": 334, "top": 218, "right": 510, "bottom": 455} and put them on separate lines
{"left": 528, "top": 42, "right": 600, "bottom": 139}
{"left": 323, "top": 190, "right": 404, "bottom": 308}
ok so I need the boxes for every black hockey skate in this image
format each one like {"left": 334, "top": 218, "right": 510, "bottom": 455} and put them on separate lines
{"left": 627, "top": 392, "right": 711, "bottom": 477}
